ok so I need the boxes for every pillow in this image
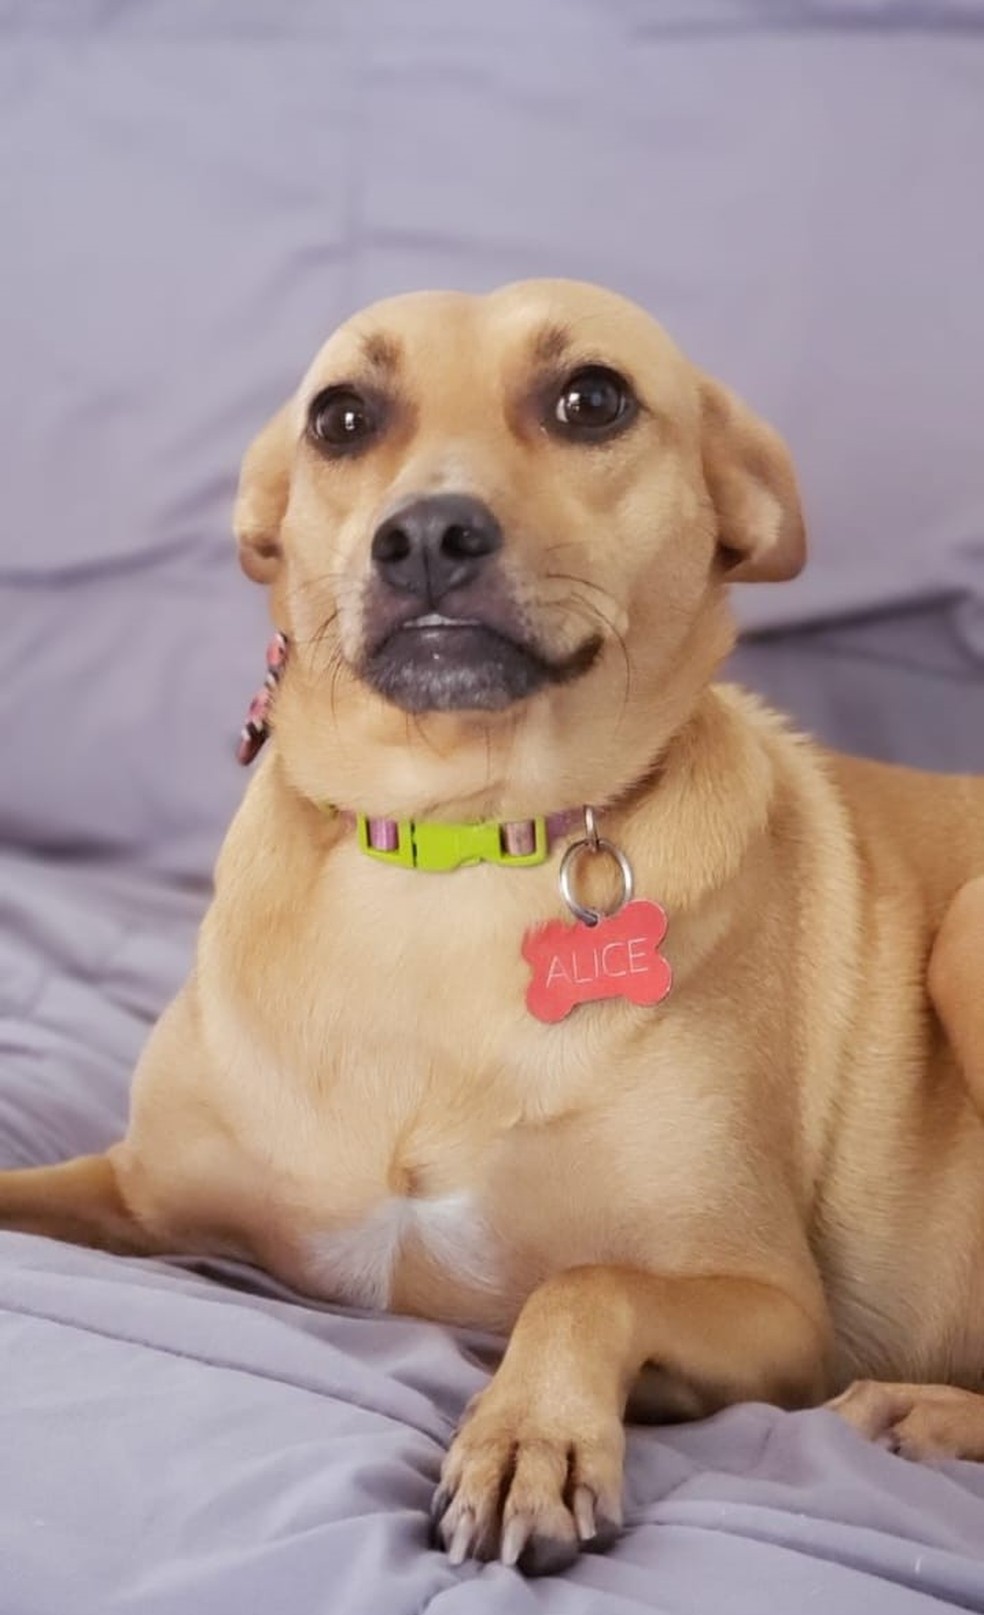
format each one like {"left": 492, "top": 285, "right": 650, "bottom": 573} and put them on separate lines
{"left": 2, "top": 1, "right": 981, "bottom": 879}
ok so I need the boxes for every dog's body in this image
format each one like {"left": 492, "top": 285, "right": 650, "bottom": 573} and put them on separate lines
{"left": 110, "top": 702, "right": 984, "bottom": 1383}
{"left": 3, "top": 280, "right": 984, "bottom": 1572}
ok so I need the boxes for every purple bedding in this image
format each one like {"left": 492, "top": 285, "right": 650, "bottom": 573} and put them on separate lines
{"left": 2, "top": 2, "right": 984, "bottom": 1610}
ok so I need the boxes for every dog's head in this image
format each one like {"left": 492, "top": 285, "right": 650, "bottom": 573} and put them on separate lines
{"left": 235, "top": 280, "right": 804, "bottom": 817}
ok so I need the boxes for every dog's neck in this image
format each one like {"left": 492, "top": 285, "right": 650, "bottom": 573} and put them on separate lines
{"left": 250, "top": 681, "right": 779, "bottom": 938}
{"left": 240, "top": 595, "right": 751, "bottom": 888}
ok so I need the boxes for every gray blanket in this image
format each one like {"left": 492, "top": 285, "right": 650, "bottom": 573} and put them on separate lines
{"left": 3, "top": 1, "right": 984, "bottom": 1610}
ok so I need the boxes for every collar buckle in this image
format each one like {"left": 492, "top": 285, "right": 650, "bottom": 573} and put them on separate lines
{"left": 356, "top": 814, "right": 548, "bottom": 871}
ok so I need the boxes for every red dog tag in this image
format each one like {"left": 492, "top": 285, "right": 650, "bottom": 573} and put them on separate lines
{"left": 523, "top": 899, "right": 672, "bottom": 1023}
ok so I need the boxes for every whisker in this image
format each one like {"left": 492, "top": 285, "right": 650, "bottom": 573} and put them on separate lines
{"left": 328, "top": 645, "right": 348, "bottom": 727}
{"left": 539, "top": 589, "right": 633, "bottom": 720}
{"left": 290, "top": 566, "right": 356, "bottom": 594}
{"left": 542, "top": 568, "right": 619, "bottom": 608}
{"left": 411, "top": 712, "right": 447, "bottom": 761}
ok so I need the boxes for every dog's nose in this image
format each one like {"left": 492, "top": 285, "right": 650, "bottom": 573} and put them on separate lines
{"left": 370, "top": 494, "right": 502, "bottom": 603}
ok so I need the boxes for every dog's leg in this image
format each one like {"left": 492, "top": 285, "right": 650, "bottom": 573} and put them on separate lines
{"left": 829, "top": 1380, "right": 984, "bottom": 1460}
{"left": 929, "top": 876, "right": 984, "bottom": 1118}
{"left": 433, "top": 1264, "right": 830, "bottom": 1572}
{"left": 0, "top": 1151, "right": 167, "bottom": 1256}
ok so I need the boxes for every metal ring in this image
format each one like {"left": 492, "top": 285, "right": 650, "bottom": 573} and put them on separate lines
{"left": 583, "top": 804, "right": 600, "bottom": 851}
{"left": 558, "top": 835, "right": 635, "bottom": 926}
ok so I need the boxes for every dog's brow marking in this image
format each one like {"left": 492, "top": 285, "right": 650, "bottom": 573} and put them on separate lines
{"left": 360, "top": 331, "right": 402, "bottom": 373}
{"left": 532, "top": 323, "right": 573, "bottom": 365}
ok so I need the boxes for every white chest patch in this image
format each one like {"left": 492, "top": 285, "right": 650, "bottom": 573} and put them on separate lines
{"left": 306, "top": 1192, "right": 497, "bottom": 1310}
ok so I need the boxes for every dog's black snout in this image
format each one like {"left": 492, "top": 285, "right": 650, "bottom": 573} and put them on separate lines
{"left": 370, "top": 493, "right": 503, "bottom": 603}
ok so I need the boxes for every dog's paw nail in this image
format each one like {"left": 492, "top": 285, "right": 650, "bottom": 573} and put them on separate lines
{"left": 500, "top": 1516, "right": 531, "bottom": 1568}
{"left": 572, "top": 1485, "right": 597, "bottom": 1541}
{"left": 430, "top": 1483, "right": 452, "bottom": 1523}
{"left": 447, "top": 1509, "right": 476, "bottom": 1566}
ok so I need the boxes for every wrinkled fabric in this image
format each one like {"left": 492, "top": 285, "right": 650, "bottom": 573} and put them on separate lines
{"left": 4, "top": 1233, "right": 984, "bottom": 1615}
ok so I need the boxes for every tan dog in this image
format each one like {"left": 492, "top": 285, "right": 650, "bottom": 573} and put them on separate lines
{"left": 3, "top": 279, "right": 984, "bottom": 1574}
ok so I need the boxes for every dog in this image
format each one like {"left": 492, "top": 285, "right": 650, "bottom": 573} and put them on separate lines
{"left": 3, "top": 279, "right": 984, "bottom": 1574}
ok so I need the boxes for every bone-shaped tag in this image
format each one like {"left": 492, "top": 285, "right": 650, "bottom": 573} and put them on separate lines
{"left": 522, "top": 899, "right": 672, "bottom": 1023}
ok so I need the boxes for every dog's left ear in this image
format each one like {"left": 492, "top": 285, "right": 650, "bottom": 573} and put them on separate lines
{"left": 233, "top": 404, "right": 295, "bottom": 584}
{"left": 699, "top": 377, "right": 806, "bottom": 583}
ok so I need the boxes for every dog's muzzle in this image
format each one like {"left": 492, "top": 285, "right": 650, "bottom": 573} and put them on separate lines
{"left": 359, "top": 492, "right": 600, "bottom": 713}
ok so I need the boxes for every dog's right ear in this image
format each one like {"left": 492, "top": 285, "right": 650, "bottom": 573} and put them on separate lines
{"left": 233, "top": 404, "right": 295, "bottom": 583}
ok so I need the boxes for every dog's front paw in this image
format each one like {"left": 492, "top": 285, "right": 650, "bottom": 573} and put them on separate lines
{"left": 433, "top": 1388, "right": 624, "bottom": 1574}
{"left": 828, "top": 1379, "right": 984, "bottom": 1461}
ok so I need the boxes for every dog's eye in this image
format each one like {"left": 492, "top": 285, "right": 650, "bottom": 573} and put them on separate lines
{"left": 308, "top": 387, "right": 376, "bottom": 450}
{"left": 553, "top": 367, "right": 633, "bottom": 436}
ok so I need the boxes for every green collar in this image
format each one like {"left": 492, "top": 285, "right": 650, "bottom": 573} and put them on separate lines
{"left": 330, "top": 808, "right": 583, "bottom": 872}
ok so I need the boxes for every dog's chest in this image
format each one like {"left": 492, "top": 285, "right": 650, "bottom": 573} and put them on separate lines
{"left": 225, "top": 850, "right": 710, "bottom": 1322}
{"left": 303, "top": 1190, "right": 496, "bottom": 1311}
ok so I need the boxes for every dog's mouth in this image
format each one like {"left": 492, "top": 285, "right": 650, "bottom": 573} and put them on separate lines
{"left": 361, "top": 612, "right": 601, "bottom": 713}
